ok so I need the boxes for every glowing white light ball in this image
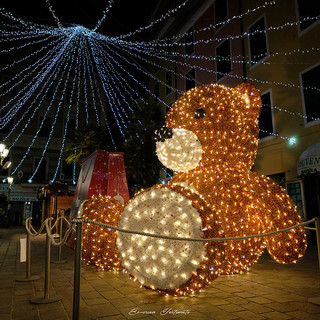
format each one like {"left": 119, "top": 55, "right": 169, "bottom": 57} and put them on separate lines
{"left": 156, "top": 128, "right": 202, "bottom": 172}
{"left": 116, "top": 187, "right": 206, "bottom": 290}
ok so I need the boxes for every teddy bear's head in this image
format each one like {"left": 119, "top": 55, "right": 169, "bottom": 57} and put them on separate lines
{"left": 155, "top": 83, "right": 261, "bottom": 173}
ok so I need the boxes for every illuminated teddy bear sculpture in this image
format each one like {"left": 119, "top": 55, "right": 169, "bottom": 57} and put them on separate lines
{"left": 115, "top": 83, "right": 307, "bottom": 295}
{"left": 83, "top": 83, "right": 307, "bottom": 296}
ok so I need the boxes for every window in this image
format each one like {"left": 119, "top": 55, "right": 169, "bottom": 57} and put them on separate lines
{"left": 0, "top": 111, "right": 14, "bottom": 134}
{"left": 185, "top": 68, "right": 195, "bottom": 91}
{"left": 61, "top": 160, "right": 73, "bottom": 180}
{"left": 286, "top": 181, "right": 305, "bottom": 218}
{"left": 214, "top": 0, "right": 228, "bottom": 30}
{"left": 185, "top": 27, "right": 194, "bottom": 56}
{"left": 66, "top": 87, "right": 75, "bottom": 103}
{"left": 154, "top": 82, "right": 159, "bottom": 102}
{"left": 166, "top": 71, "right": 172, "bottom": 95}
{"left": 216, "top": 39, "right": 231, "bottom": 80}
{"left": 44, "top": 84, "right": 54, "bottom": 101}
{"left": 65, "top": 118, "right": 76, "bottom": 139}
{"left": 300, "top": 63, "right": 320, "bottom": 124}
{"left": 33, "top": 158, "right": 47, "bottom": 183}
{"left": 154, "top": 55, "right": 160, "bottom": 73}
{"left": 248, "top": 16, "right": 268, "bottom": 65}
{"left": 297, "top": 0, "right": 320, "bottom": 32}
{"left": 4, "top": 77, "right": 17, "bottom": 97}
{"left": 258, "top": 91, "right": 274, "bottom": 139}
{"left": 165, "top": 31, "right": 172, "bottom": 55}
{"left": 39, "top": 116, "right": 52, "bottom": 137}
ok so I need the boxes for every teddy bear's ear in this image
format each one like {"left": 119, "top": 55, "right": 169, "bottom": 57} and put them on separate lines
{"left": 234, "top": 83, "right": 261, "bottom": 118}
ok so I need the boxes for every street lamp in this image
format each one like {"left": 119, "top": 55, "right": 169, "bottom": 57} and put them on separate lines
{"left": 7, "top": 176, "right": 14, "bottom": 190}
{"left": 0, "top": 143, "right": 11, "bottom": 169}
{"left": 6, "top": 176, "right": 14, "bottom": 227}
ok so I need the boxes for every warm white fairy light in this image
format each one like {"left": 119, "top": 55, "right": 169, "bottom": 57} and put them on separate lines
{"left": 156, "top": 128, "right": 203, "bottom": 172}
{"left": 81, "top": 196, "right": 124, "bottom": 271}
{"left": 116, "top": 183, "right": 224, "bottom": 295}
{"left": 117, "top": 187, "right": 206, "bottom": 289}
{"left": 115, "top": 83, "right": 306, "bottom": 295}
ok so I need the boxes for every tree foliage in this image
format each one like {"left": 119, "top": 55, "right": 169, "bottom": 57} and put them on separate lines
{"left": 63, "top": 103, "right": 166, "bottom": 196}
{"left": 123, "top": 103, "right": 165, "bottom": 195}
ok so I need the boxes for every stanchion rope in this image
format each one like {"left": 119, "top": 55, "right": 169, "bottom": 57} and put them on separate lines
{"left": 71, "top": 217, "right": 316, "bottom": 243}
{"left": 44, "top": 216, "right": 75, "bottom": 246}
{"left": 26, "top": 217, "right": 316, "bottom": 244}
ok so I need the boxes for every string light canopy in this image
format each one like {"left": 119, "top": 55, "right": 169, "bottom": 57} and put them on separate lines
{"left": 115, "top": 83, "right": 307, "bottom": 295}
{"left": 0, "top": 1, "right": 319, "bottom": 182}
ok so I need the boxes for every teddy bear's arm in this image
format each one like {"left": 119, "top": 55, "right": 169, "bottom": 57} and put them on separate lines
{"left": 251, "top": 172, "right": 307, "bottom": 264}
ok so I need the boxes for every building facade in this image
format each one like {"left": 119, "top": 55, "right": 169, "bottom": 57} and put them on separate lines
{"left": 149, "top": 0, "right": 320, "bottom": 219}
{"left": 242, "top": 0, "right": 320, "bottom": 219}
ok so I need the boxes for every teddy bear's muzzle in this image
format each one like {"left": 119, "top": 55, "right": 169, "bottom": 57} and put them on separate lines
{"left": 155, "top": 128, "right": 203, "bottom": 172}
{"left": 154, "top": 126, "right": 173, "bottom": 142}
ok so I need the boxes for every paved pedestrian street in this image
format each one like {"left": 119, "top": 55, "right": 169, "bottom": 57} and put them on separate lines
{"left": 1, "top": 226, "right": 320, "bottom": 320}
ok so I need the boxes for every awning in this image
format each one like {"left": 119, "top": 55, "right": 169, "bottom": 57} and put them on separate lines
{"left": 297, "top": 142, "right": 320, "bottom": 176}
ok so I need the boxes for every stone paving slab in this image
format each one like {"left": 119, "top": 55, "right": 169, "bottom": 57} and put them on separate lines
{"left": 1, "top": 226, "right": 320, "bottom": 320}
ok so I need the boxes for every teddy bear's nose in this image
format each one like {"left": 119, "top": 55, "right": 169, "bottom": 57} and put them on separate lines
{"left": 154, "top": 126, "right": 173, "bottom": 142}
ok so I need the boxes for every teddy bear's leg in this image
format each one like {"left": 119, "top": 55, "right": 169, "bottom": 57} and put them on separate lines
{"left": 81, "top": 196, "right": 124, "bottom": 271}
{"left": 219, "top": 203, "right": 265, "bottom": 275}
{"left": 253, "top": 174, "right": 307, "bottom": 264}
{"left": 116, "top": 184, "right": 225, "bottom": 295}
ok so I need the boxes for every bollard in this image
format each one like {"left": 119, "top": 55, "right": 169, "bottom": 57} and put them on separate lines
{"left": 30, "top": 218, "right": 62, "bottom": 304}
{"left": 72, "top": 203, "right": 85, "bottom": 320}
{"left": 52, "top": 216, "right": 67, "bottom": 264}
{"left": 16, "top": 219, "right": 40, "bottom": 282}
{"left": 307, "top": 217, "right": 320, "bottom": 306}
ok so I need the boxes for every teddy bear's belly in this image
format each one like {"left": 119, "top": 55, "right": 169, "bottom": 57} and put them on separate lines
{"left": 170, "top": 172, "right": 266, "bottom": 274}
{"left": 116, "top": 187, "right": 206, "bottom": 290}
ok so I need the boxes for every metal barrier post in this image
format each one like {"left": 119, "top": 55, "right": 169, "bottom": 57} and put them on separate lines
{"left": 307, "top": 217, "right": 320, "bottom": 306}
{"left": 16, "top": 219, "right": 40, "bottom": 282}
{"left": 52, "top": 216, "right": 66, "bottom": 264}
{"left": 315, "top": 217, "right": 320, "bottom": 272}
{"left": 72, "top": 220, "right": 82, "bottom": 320}
{"left": 30, "top": 218, "right": 62, "bottom": 304}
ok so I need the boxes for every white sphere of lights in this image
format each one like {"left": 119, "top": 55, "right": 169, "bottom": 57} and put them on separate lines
{"left": 156, "top": 128, "right": 202, "bottom": 172}
{"left": 116, "top": 187, "right": 206, "bottom": 290}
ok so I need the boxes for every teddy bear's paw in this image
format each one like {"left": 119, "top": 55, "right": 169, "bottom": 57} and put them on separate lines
{"left": 116, "top": 184, "right": 224, "bottom": 295}
{"left": 81, "top": 195, "right": 124, "bottom": 271}
{"left": 266, "top": 226, "right": 307, "bottom": 264}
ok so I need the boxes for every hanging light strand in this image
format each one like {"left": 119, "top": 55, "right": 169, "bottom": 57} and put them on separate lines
{"left": 92, "top": 0, "right": 115, "bottom": 32}
{"left": 45, "top": 0, "right": 63, "bottom": 29}
{"left": 29, "top": 35, "right": 80, "bottom": 181}
{"left": 115, "top": 0, "right": 190, "bottom": 40}
{"left": 3, "top": 41, "right": 73, "bottom": 143}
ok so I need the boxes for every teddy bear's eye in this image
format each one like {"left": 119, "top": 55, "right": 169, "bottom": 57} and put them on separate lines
{"left": 194, "top": 108, "right": 206, "bottom": 119}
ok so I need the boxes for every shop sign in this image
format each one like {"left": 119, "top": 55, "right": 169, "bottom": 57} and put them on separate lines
{"left": 297, "top": 156, "right": 320, "bottom": 176}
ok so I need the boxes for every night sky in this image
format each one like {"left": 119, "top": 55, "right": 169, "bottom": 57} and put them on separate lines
{"left": 1, "top": 0, "right": 157, "bottom": 37}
